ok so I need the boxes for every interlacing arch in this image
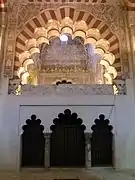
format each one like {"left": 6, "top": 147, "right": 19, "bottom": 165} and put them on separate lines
{"left": 14, "top": 7, "right": 121, "bottom": 84}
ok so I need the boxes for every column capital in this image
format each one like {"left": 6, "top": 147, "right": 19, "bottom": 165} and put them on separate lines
{"left": 85, "top": 133, "right": 91, "bottom": 142}
{"left": 44, "top": 133, "right": 51, "bottom": 138}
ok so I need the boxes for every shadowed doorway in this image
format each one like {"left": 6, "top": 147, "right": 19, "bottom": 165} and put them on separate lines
{"left": 91, "top": 114, "right": 114, "bottom": 167}
{"left": 50, "top": 109, "right": 86, "bottom": 167}
{"left": 21, "top": 114, "right": 45, "bottom": 167}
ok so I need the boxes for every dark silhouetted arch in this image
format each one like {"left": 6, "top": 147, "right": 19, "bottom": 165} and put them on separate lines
{"left": 56, "top": 80, "right": 72, "bottom": 86}
{"left": 21, "top": 114, "right": 45, "bottom": 167}
{"left": 50, "top": 109, "right": 86, "bottom": 167}
{"left": 91, "top": 114, "right": 114, "bottom": 167}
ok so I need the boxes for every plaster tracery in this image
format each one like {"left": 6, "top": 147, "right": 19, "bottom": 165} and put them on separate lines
{"left": 17, "top": 19, "right": 117, "bottom": 85}
{"left": 3, "top": 0, "right": 130, "bottom": 89}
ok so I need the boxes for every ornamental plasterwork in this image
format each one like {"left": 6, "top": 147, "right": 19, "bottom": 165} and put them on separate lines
{"left": 128, "top": 11, "right": 135, "bottom": 68}
{"left": 4, "top": 0, "right": 20, "bottom": 76}
{"left": 4, "top": 0, "right": 128, "bottom": 78}
{"left": 16, "top": 3, "right": 119, "bottom": 34}
{"left": 8, "top": 79, "right": 126, "bottom": 95}
{"left": 9, "top": 84, "right": 114, "bottom": 96}
{"left": 117, "top": 6, "right": 130, "bottom": 78}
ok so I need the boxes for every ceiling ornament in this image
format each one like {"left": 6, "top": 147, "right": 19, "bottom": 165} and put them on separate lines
{"left": 17, "top": 18, "right": 117, "bottom": 85}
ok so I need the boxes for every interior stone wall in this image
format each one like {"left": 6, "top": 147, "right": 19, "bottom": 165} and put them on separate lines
{"left": 0, "top": 78, "right": 133, "bottom": 171}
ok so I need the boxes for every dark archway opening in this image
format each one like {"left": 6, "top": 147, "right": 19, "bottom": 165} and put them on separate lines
{"left": 50, "top": 109, "right": 86, "bottom": 167}
{"left": 21, "top": 114, "right": 45, "bottom": 167}
{"left": 56, "top": 80, "right": 72, "bottom": 86}
{"left": 91, "top": 114, "right": 114, "bottom": 167}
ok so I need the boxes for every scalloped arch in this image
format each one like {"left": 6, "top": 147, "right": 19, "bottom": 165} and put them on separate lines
{"left": 14, "top": 6, "right": 121, "bottom": 78}
{"left": 18, "top": 21, "right": 118, "bottom": 84}
{"left": 50, "top": 109, "right": 86, "bottom": 131}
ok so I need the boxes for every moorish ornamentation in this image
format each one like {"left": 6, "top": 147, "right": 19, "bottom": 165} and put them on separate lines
{"left": 4, "top": 0, "right": 128, "bottom": 80}
{"left": 8, "top": 84, "right": 114, "bottom": 95}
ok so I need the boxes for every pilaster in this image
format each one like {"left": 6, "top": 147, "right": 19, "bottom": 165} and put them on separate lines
{"left": 127, "top": 10, "right": 135, "bottom": 100}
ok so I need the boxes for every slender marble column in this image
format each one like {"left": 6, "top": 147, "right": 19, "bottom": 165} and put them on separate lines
{"left": 85, "top": 133, "right": 91, "bottom": 170}
{"left": 44, "top": 133, "right": 51, "bottom": 168}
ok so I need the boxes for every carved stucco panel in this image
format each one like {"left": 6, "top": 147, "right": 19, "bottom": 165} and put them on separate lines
{"left": 17, "top": 4, "right": 43, "bottom": 30}
{"left": 5, "top": 0, "right": 128, "bottom": 78}
{"left": 4, "top": 0, "right": 20, "bottom": 76}
{"left": 118, "top": 6, "right": 130, "bottom": 78}
{"left": 16, "top": 3, "right": 120, "bottom": 35}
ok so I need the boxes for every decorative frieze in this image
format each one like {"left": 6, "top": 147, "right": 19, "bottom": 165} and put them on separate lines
{"left": 8, "top": 84, "right": 114, "bottom": 95}
{"left": 16, "top": 3, "right": 119, "bottom": 34}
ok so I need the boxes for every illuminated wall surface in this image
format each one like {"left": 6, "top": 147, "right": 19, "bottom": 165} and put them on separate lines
{"left": 0, "top": 0, "right": 135, "bottom": 172}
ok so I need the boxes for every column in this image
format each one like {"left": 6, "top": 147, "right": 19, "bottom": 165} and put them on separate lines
{"left": 44, "top": 133, "right": 51, "bottom": 168}
{"left": 85, "top": 132, "right": 91, "bottom": 170}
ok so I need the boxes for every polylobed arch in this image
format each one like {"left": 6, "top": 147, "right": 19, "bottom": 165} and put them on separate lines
{"left": 14, "top": 7, "right": 122, "bottom": 81}
{"left": 17, "top": 21, "right": 117, "bottom": 85}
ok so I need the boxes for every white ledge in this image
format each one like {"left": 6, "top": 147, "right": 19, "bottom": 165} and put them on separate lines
{"left": 15, "top": 84, "right": 114, "bottom": 96}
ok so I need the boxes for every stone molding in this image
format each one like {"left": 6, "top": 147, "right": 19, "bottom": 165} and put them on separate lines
{"left": 9, "top": 84, "right": 114, "bottom": 95}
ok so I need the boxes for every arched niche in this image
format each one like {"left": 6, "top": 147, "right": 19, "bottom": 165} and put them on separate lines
{"left": 50, "top": 109, "right": 86, "bottom": 167}
{"left": 21, "top": 114, "right": 45, "bottom": 167}
{"left": 91, "top": 114, "right": 114, "bottom": 167}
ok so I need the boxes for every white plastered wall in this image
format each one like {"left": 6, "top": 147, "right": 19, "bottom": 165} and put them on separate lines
{"left": 0, "top": 78, "right": 134, "bottom": 171}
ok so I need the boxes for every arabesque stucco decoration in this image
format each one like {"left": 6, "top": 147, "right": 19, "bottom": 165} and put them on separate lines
{"left": 4, "top": 0, "right": 129, "bottom": 82}
{"left": 17, "top": 19, "right": 117, "bottom": 85}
